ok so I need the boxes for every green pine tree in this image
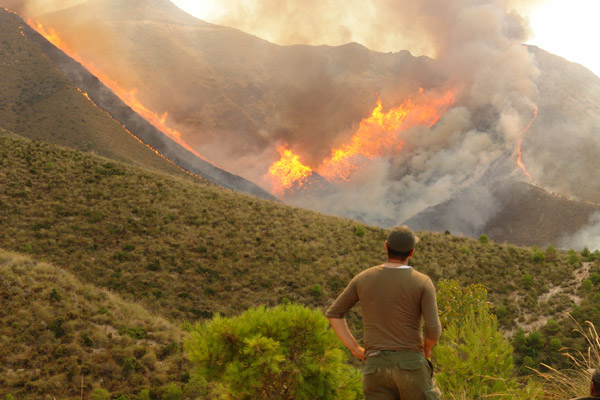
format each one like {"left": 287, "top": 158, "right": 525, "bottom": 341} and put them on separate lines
{"left": 434, "top": 280, "right": 543, "bottom": 399}
{"left": 185, "top": 303, "right": 362, "bottom": 400}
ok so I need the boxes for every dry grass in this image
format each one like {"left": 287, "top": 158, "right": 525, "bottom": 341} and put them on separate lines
{"left": 0, "top": 248, "right": 189, "bottom": 399}
{"left": 535, "top": 318, "right": 600, "bottom": 399}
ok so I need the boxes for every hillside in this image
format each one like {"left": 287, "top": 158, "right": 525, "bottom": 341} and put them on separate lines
{"left": 2, "top": 131, "right": 598, "bottom": 333}
{"left": 0, "top": 249, "right": 189, "bottom": 399}
{"left": 32, "top": 0, "right": 440, "bottom": 178}
{"left": 4, "top": 132, "right": 600, "bottom": 397}
{"left": 525, "top": 45, "right": 600, "bottom": 202}
{"left": 0, "top": 7, "right": 186, "bottom": 179}
{"left": 0, "top": 8, "right": 274, "bottom": 200}
{"left": 17, "top": 0, "right": 600, "bottom": 248}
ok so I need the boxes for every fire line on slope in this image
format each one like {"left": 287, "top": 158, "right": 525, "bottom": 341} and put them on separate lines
{"left": 75, "top": 88, "right": 208, "bottom": 182}
{"left": 27, "top": 19, "right": 212, "bottom": 165}
{"left": 517, "top": 107, "right": 538, "bottom": 180}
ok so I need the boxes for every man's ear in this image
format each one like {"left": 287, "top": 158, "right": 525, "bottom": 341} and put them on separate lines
{"left": 385, "top": 241, "right": 389, "bottom": 252}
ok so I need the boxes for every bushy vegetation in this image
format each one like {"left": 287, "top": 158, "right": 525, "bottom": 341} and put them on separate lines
{"left": 2, "top": 132, "right": 600, "bottom": 397}
{"left": 535, "top": 319, "right": 600, "bottom": 398}
{"left": 1, "top": 132, "right": 597, "bottom": 367}
{"left": 186, "top": 304, "right": 362, "bottom": 399}
{"left": 0, "top": 249, "right": 189, "bottom": 399}
{"left": 435, "top": 281, "right": 544, "bottom": 399}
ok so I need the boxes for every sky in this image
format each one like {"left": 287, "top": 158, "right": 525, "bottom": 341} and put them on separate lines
{"left": 526, "top": 0, "right": 600, "bottom": 78}
{"left": 169, "top": 0, "right": 600, "bottom": 78}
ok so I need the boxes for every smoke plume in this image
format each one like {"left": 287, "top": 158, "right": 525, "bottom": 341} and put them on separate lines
{"left": 0, "top": 0, "right": 85, "bottom": 16}
{"left": 196, "top": 0, "right": 540, "bottom": 57}
{"left": 258, "top": 0, "right": 542, "bottom": 231}
{"left": 562, "top": 212, "right": 600, "bottom": 252}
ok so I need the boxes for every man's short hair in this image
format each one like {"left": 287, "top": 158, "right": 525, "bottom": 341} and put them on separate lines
{"left": 387, "top": 246, "right": 413, "bottom": 260}
{"left": 387, "top": 226, "right": 419, "bottom": 253}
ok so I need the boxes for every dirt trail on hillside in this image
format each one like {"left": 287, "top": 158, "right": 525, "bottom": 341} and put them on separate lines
{"left": 515, "top": 262, "right": 592, "bottom": 334}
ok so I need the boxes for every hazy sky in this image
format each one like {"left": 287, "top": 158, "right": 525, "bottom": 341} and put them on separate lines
{"left": 169, "top": 0, "right": 600, "bottom": 78}
{"left": 526, "top": 0, "right": 600, "bottom": 78}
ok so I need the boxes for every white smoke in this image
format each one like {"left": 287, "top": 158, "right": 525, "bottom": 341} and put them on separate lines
{"left": 561, "top": 212, "right": 600, "bottom": 252}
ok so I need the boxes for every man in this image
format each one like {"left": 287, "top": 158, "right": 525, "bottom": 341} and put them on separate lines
{"left": 326, "top": 225, "right": 442, "bottom": 400}
{"left": 571, "top": 368, "right": 600, "bottom": 399}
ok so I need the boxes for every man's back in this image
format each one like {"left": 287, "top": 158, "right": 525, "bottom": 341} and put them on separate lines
{"left": 326, "top": 264, "right": 440, "bottom": 354}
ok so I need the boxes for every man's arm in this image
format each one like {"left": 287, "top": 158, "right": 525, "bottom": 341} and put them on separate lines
{"left": 327, "top": 317, "right": 365, "bottom": 360}
{"left": 422, "top": 278, "right": 442, "bottom": 359}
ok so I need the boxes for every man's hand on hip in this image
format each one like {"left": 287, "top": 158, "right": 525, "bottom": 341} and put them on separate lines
{"left": 327, "top": 317, "right": 366, "bottom": 361}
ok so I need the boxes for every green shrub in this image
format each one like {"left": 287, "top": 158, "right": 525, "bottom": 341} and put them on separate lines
{"left": 309, "top": 283, "right": 323, "bottom": 298}
{"left": 568, "top": 250, "right": 580, "bottom": 265}
{"left": 494, "top": 305, "right": 507, "bottom": 319}
{"left": 434, "top": 280, "right": 540, "bottom": 398}
{"left": 479, "top": 234, "right": 489, "bottom": 244}
{"left": 354, "top": 225, "right": 365, "bottom": 237}
{"left": 521, "top": 274, "right": 533, "bottom": 290}
{"left": 581, "top": 279, "right": 593, "bottom": 292}
{"left": 90, "top": 388, "right": 110, "bottom": 400}
{"left": 543, "top": 246, "right": 557, "bottom": 262}
{"left": 138, "top": 389, "right": 151, "bottom": 400}
{"left": 545, "top": 319, "right": 560, "bottom": 336}
{"left": 549, "top": 337, "right": 562, "bottom": 352}
{"left": 582, "top": 247, "right": 591, "bottom": 259}
{"left": 531, "top": 251, "right": 545, "bottom": 264}
{"left": 185, "top": 303, "right": 362, "bottom": 400}
{"left": 161, "top": 383, "right": 183, "bottom": 400}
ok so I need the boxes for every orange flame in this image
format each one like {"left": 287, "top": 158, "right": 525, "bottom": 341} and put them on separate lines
{"left": 265, "top": 145, "right": 313, "bottom": 197}
{"left": 517, "top": 107, "right": 538, "bottom": 180}
{"left": 317, "top": 90, "right": 455, "bottom": 181}
{"left": 265, "top": 89, "right": 457, "bottom": 196}
{"left": 27, "top": 19, "right": 209, "bottom": 163}
{"left": 75, "top": 87, "right": 208, "bottom": 183}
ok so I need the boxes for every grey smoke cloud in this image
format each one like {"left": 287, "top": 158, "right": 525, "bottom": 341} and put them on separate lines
{"left": 562, "top": 212, "right": 600, "bottom": 252}
{"left": 274, "top": 0, "right": 541, "bottom": 231}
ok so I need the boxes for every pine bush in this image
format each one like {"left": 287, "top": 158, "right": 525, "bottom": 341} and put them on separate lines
{"left": 185, "top": 304, "right": 362, "bottom": 400}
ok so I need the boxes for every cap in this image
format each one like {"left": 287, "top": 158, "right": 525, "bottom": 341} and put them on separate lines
{"left": 387, "top": 225, "right": 419, "bottom": 252}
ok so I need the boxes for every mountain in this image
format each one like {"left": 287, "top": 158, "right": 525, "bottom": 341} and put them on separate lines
{"left": 406, "top": 47, "right": 600, "bottom": 247}
{"left": 31, "top": 0, "right": 442, "bottom": 177}
{"left": 0, "top": 7, "right": 274, "bottom": 199}
{"left": 19, "top": 0, "right": 600, "bottom": 248}
{"left": 406, "top": 180, "right": 600, "bottom": 247}
{"left": 524, "top": 45, "right": 600, "bottom": 202}
{"left": 0, "top": 7, "right": 186, "bottom": 178}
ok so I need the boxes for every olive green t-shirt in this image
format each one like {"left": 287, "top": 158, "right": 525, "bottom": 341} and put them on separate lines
{"left": 326, "top": 264, "right": 442, "bottom": 354}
